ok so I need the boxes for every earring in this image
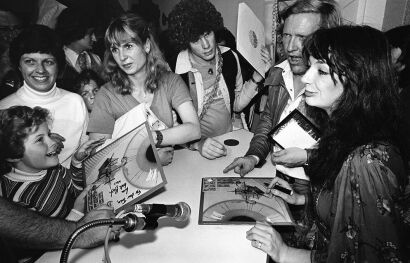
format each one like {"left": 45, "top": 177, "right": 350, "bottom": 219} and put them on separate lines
{"left": 144, "top": 40, "right": 151, "bottom": 53}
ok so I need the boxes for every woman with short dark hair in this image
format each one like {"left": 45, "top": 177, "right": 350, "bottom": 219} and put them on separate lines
{"left": 0, "top": 24, "right": 88, "bottom": 167}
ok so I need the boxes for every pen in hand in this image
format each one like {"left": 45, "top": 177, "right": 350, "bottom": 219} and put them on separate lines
{"left": 266, "top": 178, "right": 293, "bottom": 196}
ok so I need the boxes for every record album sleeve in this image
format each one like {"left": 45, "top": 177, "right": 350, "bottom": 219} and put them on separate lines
{"left": 84, "top": 114, "right": 167, "bottom": 213}
{"left": 237, "top": 3, "right": 265, "bottom": 76}
{"left": 199, "top": 177, "right": 293, "bottom": 225}
{"left": 268, "top": 109, "right": 320, "bottom": 150}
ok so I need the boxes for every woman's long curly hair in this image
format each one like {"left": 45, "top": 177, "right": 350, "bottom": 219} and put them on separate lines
{"left": 303, "top": 25, "right": 406, "bottom": 187}
{"left": 168, "top": 0, "right": 224, "bottom": 52}
{"left": 104, "top": 13, "right": 169, "bottom": 95}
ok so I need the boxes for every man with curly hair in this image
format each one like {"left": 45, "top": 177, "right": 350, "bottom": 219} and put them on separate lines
{"left": 168, "top": 0, "right": 271, "bottom": 160}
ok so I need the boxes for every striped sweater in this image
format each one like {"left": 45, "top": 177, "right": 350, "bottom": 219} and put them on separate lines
{"left": 0, "top": 164, "right": 84, "bottom": 218}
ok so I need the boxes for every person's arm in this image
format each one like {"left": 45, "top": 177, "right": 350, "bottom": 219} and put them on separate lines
{"left": 153, "top": 73, "right": 201, "bottom": 146}
{"left": 67, "top": 138, "right": 107, "bottom": 197}
{"left": 223, "top": 75, "right": 276, "bottom": 176}
{"left": 0, "top": 198, "right": 115, "bottom": 250}
{"left": 188, "top": 137, "right": 227, "bottom": 160}
{"left": 78, "top": 97, "right": 89, "bottom": 145}
{"left": 233, "top": 47, "right": 273, "bottom": 112}
{"left": 87, "top": 86, "right": 115, "bottom": 140}
{"left": 244, "top": 81, "right": 275, "bottom": 161}
{"left": 89, "top": 132, "right": 111, "bottom": 140}
{"left": 155, "top": 100, "right": 201, "bottom": 146}
{"left": 271, "top": 147, "right": 308, "bottom": 167}
{"left": 246, "top": 221, "right": 311, "bottom": 263}
{"left": 223, "top": 156, "right": 258, "bottom": 176}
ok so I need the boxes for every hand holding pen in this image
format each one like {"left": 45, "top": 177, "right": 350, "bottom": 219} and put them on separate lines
{"left": 265, "top": 177, "right": 305, "bottom": 205}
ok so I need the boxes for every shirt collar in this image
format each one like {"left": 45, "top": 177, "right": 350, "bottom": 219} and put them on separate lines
{"left": 175, "top": 49, "right": 194, "bottom": 74}
{"left": 5, "top": 167, "right": 47, "bottom": 182}
{"left": 22, "top": 81, "right": 57, "bottom": 97}
{"left": 64, "top": 46, "right": 79, "bottom": 67}
{"left": 264, "top": 60, "right": 291, "bottom": 86}
{"left": 175, "top": 45, "right": 231, "bottom": 74}
{"left": 264, "top": 60, "right": 304, "bottom": 100}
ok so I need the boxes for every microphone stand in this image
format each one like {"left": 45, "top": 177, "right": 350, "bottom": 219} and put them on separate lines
{"left": 60, "top": 214, "right": 160, "bottom": 263}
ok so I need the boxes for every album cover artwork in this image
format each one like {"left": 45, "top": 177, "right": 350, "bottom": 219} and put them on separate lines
{"left": 84, "top": 106, "right": 167, "bottom": 213}
{"left": 268, "top": 109, "right": 320, "bottom": 150}
{"left": 237, "top": 3, "right": 265, "bottom": 76}
{"left": 198, "top": 177, "right": 293, "bottom": 225}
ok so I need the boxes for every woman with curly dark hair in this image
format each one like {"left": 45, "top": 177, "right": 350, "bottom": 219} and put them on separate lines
{"left": 88, "top": 13, "right": 200, "bottom": 165}
{"left": 246, "top": 25, "right": 409, "bottom": 262}
{"left": 168, "top": 0, "right": 272, "bottom": 160}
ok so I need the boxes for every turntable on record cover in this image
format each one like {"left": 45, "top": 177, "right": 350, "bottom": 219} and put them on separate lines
{"left": 198, "top": 177, "right": 294, "bottom": 225}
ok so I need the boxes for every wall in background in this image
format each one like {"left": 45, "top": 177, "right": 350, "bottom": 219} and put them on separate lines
{"left": 126, "top": 0, "right": 409, "bottom": 37}
{"left": 383, "top": 0, "right": 408, "bottom": 31}
{"left": 148, "top": 0, "right": 264, "bottom": 35}
{"left": 338, "top": 0, "right": 409, "bottom": 31}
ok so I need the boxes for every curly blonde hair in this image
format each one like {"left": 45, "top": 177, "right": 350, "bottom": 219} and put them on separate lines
{"left": 104, "top": 13, "right": 169, "bottom": 94}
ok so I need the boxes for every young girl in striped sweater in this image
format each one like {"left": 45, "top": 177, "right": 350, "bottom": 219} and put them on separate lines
{"left": 0, "top": 106, "right": 104, "bottom": 220}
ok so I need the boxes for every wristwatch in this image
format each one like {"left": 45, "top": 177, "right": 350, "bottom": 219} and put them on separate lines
{"left": 155, "top": 130, "right": 163, "bottom": 147}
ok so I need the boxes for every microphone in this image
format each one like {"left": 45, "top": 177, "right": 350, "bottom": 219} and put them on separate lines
{"left": 126, "top": 202, "right": 191, "bottom": 222}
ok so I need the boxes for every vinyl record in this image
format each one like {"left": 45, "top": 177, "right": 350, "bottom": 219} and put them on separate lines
{"left": 122, "top": 127, "right": 161, "bottom": 189}
{"left": 202, "top": 200, "right": 282, "bottom": 223}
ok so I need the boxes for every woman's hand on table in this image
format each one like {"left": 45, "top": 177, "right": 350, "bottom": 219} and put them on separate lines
{"left": 223, "top": 156, "right": 257, "bottom": 177}
{"left": 271, "top": 147, "right": 307, "bottom": 167}
{"left": 246, "top": 221, "right": 289, "bottom": 263}
{"left": 266, "top": 177, "right": 305, "bottom": 205}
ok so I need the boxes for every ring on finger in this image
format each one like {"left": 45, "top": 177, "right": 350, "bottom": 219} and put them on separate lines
{"left": 256, "top": 240, "right": 262, "bottom": 249}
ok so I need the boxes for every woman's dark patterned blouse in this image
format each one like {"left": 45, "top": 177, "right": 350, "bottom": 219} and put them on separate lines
{"left": 299, "top": 143, "right": 409, "bottom": 263}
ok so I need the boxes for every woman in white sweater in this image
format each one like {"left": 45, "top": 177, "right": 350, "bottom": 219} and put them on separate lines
{"left": 0, "top": 24, "right": 88, "bottom": 167}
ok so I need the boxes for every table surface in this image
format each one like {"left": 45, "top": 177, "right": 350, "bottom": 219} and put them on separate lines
{"left": 37, "top": 129, "right": 275, "bottom": 263}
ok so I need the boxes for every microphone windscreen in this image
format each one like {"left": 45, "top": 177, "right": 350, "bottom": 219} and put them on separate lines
{"left": 176, "top": 202, "right": 191, "bottom": 222}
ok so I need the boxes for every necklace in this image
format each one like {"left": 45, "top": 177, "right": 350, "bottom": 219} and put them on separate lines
{"left": 198, "top": 46, "right": 223, "bottom": 120}
{"left": 188, "top": 48, "right": 222, "bottom": 120}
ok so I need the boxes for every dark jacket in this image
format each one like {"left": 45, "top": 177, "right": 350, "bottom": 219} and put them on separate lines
{"left": 245, "top": 66, "right": 292, "bottom": 160}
